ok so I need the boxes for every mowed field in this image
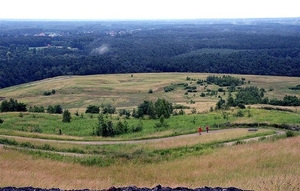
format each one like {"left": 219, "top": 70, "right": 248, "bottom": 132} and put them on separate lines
{"left": 1, "top": 73, "right": 300, "bottom": 190}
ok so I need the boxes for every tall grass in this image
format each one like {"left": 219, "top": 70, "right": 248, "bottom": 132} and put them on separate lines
{"left": 0, "top": 129, "right": 275, "bottom": 162}
{"left": 1, "top": 136, "right": 299, "bottom": 190}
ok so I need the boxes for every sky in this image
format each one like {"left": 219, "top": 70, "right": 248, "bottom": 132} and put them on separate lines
{"left": 0, "top": 0, "right": 299, "bottom": 20}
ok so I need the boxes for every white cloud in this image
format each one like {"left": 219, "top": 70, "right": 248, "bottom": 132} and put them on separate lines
{"left": 91, "top": 44, "right": 110, "bottom": 55}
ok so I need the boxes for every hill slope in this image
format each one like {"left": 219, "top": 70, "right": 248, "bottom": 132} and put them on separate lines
{"left": 1, "top": 73, "right": 300, "bottom": 113}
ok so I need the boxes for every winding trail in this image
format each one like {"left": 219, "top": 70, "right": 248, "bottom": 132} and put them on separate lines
{"left": 0, "top": 129, "right": 285, "bottom": 157}
{"left": 0, "top": 129, "right": 232, "bottom": 145}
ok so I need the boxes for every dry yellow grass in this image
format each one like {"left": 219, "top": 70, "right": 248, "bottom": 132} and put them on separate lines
{"left": 1, "top": 136, "right": 299, "bottom": 190}
{"left": 1, "top": 73, "right": 299, "bottom": 113}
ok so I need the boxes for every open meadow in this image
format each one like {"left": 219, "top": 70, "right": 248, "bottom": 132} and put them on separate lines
{"left": 0, "top": 73, "right": 300, "bottom": 190}
{"left": 1, "top": 72, "right": 300, "bottom": 113}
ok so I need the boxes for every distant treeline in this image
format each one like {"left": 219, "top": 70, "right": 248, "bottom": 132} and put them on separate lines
{"left": 1, "top": 20, "right": 300, "bottom": 88}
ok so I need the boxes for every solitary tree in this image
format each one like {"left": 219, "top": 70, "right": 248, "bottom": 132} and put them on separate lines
{"left": 62, "top": 109, "right": 71, "bottom": 123}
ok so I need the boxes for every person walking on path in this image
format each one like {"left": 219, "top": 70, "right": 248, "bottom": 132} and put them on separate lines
{"left": 206, "top": 126, "right": 209, "bottom": 133}
{"left": 198, "top": 127, "right": 202, "bottom": 135}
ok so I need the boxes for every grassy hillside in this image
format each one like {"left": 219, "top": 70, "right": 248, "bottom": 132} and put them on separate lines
{"left": 0, "top": 73, "right": 300, "bottom": 190}
{"left": 1, "top": 73, "right": 300, "bottom": 113}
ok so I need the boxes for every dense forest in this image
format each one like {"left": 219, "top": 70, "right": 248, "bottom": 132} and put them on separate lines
{"left": 1, "top": 18, "right": 300, "bottom": 88}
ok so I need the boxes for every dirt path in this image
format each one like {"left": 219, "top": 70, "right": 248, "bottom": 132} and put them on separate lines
{"left": 0, "top": 129, "right": 285, "bottom": 157}
{"left": 223, "top": 130, "right": 285, "bottom": 146}
{"left": 0, "top": 129, "right": 232, "bottom": 145}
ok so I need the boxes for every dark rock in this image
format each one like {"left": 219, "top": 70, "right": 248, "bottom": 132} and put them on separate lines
{"left": 0, "top": 185, "right": 248, "bottom": 191}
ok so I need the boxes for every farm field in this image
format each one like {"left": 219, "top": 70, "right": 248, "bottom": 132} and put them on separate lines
{"left": 0, "top": 73, "right": 300, "bottom": 190}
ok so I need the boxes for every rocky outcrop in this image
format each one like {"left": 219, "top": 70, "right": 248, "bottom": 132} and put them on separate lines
{"left": 0, "top": 185, "right": 249, "bottom": 191}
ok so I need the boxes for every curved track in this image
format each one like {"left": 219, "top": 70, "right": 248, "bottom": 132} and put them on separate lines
{"left": 0, "top": 129, "right": 285, "bottom": 157}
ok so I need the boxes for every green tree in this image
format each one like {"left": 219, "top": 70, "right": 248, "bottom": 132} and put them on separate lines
{"left": 155, "top": 98, "right": 173, "bottom": 118}
{"left": 136, "top": 100, "right": 155, "bottom": 119}
{"left": 96, "top": 114, "right": 114, "bottom": 137}
{"left": 0, "top": 98, "right": 27, "bottom": 112}
{"left": 101, "top": 103, "right": 116, "bottom": 114}
{"left": 86, "top": 105, "right": 100, "bottom": 114}
{"left": 215, "top": 98, "right": 226, "bottom": 110}
{"left": 96, "top": 114, "right": 105, "bottom": 136}
{"left": 54, "top": 105, "right": 63, "bottom": 114}
{"left": 47, "top": 105, "right": 54, "bottom": 113}
{"left": 107, "top": 121, "right": 114, "bottom": 137}
{"left": 115, "top": 120, "right": 128, "bottom": 135}
{"left": 62, "top": 109, "right": 71, "bottom": 123}
{"left": 226, "top": 93, "right": 235, "bottom": 107}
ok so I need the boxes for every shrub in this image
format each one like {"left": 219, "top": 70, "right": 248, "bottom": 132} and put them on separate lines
{"left": 47, "top": 105, "right": 63, "bottom": 114}
{"left": 29, "top": 105, "right": 45, "bottom": 113}
{"left": 43, "top": 91, "right": 52, "bottom": 96}
{"left": 286, "top": 130, "right": 295, "bottom": 137}
{"left": 164, "top": 85, "right": 175, "bottom": 92}
{"left": 237, "top": 103, "right": 246, "bottom": 109}
{"left": 86, "top": 105, "right": 100, "bottom": 114}
{"left": 131, "top": 124, "right": 143, "bottom": 133}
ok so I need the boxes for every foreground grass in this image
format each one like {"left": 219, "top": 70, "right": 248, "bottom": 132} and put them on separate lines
{"left": 1, "top": 136, "right": 299, "bottom": 190}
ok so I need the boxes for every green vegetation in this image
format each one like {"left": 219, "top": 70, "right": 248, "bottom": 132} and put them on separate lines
{"left": 47, "top": 104, "right": 63, "bottom": 114}
{"left": 269, "top": 95, "right": 300, "bottom": 106}
{"left": 85, "top": 105, "right": 100, "bottom": 114}
{"left": 0, "top": 73, "right": 299, "bottom": 139}
{"left": 0, "top": 106, "right": 299, "bottom": 139}
{"left": 289, "top": 85, "right": 300, "bottom": 90}
{"left": 0, "top": 73, "right": 300, "bottom": 190}
{"left": 43, "top": 89, "right": 56, "bottom": 96}
{"left": 0, "top": 98, "right": 27, "bottom": 112}
{"left": 206, "top": 75, "right": 245, "bottom": 87}
{"left": 62, "top": 110, "right": 71, "bottom": 123}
